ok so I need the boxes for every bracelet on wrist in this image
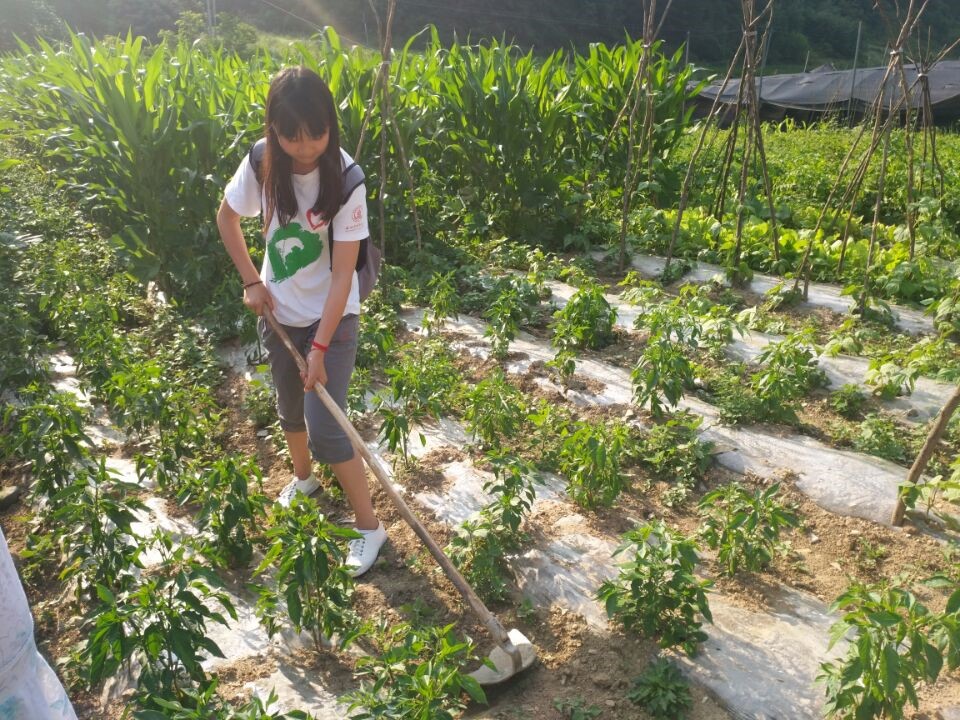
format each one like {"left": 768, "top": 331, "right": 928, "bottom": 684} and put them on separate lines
{"left": 311, "top": 340, "right": 329, "bottom": 353}
{"left": 243, "top": 279, "right": 263, "bottom": 289}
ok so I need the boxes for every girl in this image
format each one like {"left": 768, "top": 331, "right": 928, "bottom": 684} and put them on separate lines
{"left": 217, "top": 66, "right": 386, "bottom": 577}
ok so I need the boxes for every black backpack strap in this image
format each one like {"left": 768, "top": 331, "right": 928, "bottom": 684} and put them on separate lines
{"left": 248, "top": 138, "right": 267, "bottom": 181}
{"left": 329, "top": 159, "right": 368, "bottom": 272}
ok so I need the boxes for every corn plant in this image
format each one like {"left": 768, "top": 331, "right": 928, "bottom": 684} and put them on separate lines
{"left": 0, "top": 32, "right": 272, "bottom": 307}
{"left": 178, "top": 455, "right": 270, "bottom": 569}
{"left": 627, "top": 659, "right": 693, "bottom": 720}
{"left": 463, "top": 368, "right": 526, "bottom": 449}
{"left": 551, "top": 279, "right": 618, "bottom": 351}
{"left": 597, "top": 521, "right": 712, "bottom": 656}
{"left": 253, "top": 496, "right": 363, "bottom": 651}
{"left": 75, "top": 532, "right": 236, "bottom": 707}
{"left": 697, "top": 482, "right": 800, "bottom": 577}
{"left": 818, "top": 579, "right": 960, "bottom": 720}
{"left": 348, "top": 620, "right": 486, "bottom": 720}
{"left": 558, "top": 420, "right": 635, "bottom": 508}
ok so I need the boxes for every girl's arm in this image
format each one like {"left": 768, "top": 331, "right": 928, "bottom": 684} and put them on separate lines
{"left": 217, "top": 198, "right": 275, "bottom": 315}
{"left": 302, "top": 239, "right": 360, "bottom": 389}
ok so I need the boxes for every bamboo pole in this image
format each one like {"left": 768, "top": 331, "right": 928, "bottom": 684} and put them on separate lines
{"left": 891, "top": 386, "right": 960, "bottom": 527}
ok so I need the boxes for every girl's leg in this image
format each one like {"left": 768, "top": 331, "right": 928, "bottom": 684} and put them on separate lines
{"left": 284, "top": 430, "right": 314, "bottom": 480}
{"left": 330, "top": 453, "right": 377, "bottom": 530}
{"left": 304, "top": 314, "right": 379, "bottom": 525}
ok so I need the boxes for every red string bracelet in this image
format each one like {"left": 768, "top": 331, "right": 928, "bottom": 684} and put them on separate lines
{"left": 311, "top": 340, "right": 329, "bottom": 353}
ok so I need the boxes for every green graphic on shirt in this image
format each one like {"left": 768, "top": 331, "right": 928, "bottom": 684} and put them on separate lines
{"left": 267, "top": 222, "right": 322, "bottom": 283}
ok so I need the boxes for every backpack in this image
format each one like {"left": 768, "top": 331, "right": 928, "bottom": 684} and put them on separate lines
{"left": 248, "top": 139, "right": 381, "bottom": 301}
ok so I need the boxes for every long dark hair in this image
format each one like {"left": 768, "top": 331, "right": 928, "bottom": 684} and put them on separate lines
{"left": 262, "top": 66, "right": 342, "bottom": 229}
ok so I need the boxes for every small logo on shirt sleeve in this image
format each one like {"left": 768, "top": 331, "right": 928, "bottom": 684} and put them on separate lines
{"left": 344, "top": 204, "right": 365, "bottom": 232}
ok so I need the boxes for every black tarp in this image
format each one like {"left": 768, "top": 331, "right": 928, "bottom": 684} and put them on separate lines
{"left": 696, "top": 61, "right": 960, "bottom": 124}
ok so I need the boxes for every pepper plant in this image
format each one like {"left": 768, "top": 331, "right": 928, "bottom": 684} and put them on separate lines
{"left": 136, "top": 681, "right": 312, "bottom": 719}
{"left": 178, "top": 454, "right": 270, "bottom": 568}
{"left": 348, "top": 620, "right": 487, "bottom": 720}
{"left": 424, "top": 270, "right": 460, "bottom": 335}
{"left": 697, "top": 482, "right": 799, "bottom": 577}
{"left": 483, "top": 276, "right": 537, "bottom": 360}
{"left": 818, "top": 578, "right": 960, "bottom": 720}
{"left": 253, "top": 496, "right": 364, "bottom": 651}
{"left": 640, "top": 412, "right": 713, "bottom": 507}
{"left": 558, "top": 420, "right": 635, "bottom": 508}
{"left": 551, "top": 279, "right": 617, "bottom": 351}
{"left": 631, "top": 294, "right": 704, "bottom": 418}
{"left": 75, "top": 532, "right": 237, "bottom": 708}
{"left": 2, "top": 384, "right": 94, "bottom": 501}
{"left": 597, "top": 521, "right": 712, "bottom": 656}
{"left": 463, "top": 368, "right": 527, "bottom": 449}
{"left": 448, "top": 453, "right": 538, "bottom": 601}
{"left": 53, "top": 458, "right": 147, "bottom": 603}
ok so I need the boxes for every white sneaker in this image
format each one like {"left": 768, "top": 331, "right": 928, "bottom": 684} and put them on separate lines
{"left": 277, "top": 473, "right": 321, "bottom": 508}
{"left": 346, "top": 522, "right": 387, "bottom": 577}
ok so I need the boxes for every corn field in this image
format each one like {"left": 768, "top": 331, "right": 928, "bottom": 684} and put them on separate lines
{"left": 0, "top": 29, "right": 695, "bottom": 312}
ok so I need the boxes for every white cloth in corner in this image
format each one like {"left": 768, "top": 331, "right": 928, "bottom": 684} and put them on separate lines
{"left": 0, "top": 527, "right": 77, "bottom": 720}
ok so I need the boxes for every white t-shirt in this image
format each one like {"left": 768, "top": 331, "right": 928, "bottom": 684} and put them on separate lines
{"left": 224, "top": 147, "right": 369, "bottom": 327}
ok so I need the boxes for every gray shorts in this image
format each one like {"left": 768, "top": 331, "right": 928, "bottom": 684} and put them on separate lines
{"left": 258, "top": 313, "right": 359, "bottom": 464}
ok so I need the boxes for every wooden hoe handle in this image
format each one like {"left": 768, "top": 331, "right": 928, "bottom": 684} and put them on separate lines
{"left": 262, "top": 309, "right": 517, "bottom": 655}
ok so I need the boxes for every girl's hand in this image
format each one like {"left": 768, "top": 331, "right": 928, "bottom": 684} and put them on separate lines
{"left": 243, "top": 282, "right": 275, "bottom": 316}
{"left": 302, "top": 349, "right": 327, "bottom": 391}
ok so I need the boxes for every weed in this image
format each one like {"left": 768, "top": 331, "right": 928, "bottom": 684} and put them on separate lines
{"left": 854, "top": 414, "right": 909, "bottom": 464}
{"left": 553, "top": 697, "right": 602, "bottom": 719}
{"left": 627, "top": 658, "right": 692, "bottom": 719}
{"left": 854, "top": 537, "right": 889, "bottom": 573}
{"left": 829, "top": 384, "right": 867, "bottom": 419}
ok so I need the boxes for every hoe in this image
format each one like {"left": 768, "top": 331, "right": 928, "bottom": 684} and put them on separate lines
{"left": 264, "top": 309, "right": 537, "bottom": 685}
